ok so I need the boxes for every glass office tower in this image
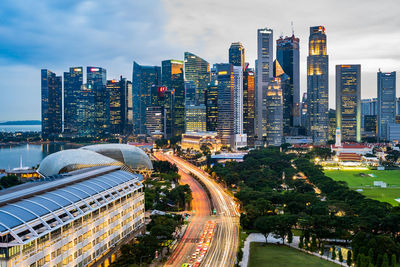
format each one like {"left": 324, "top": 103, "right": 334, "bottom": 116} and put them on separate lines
{"left": 206, "top": 80, "right": 218, "bottom": 132}
{"left": 307, "top": 26, "right": 329, "bottom": 144}
{"left": 87, "top": 67, "right": 108, "bottom": 136}
{"left": 377, "top": 71, "right": 396, "bottom": 141}
{"left": 243, "top": 67, "right": 255, "bottom": 146}
{"left": 229, "top": 42, "right": 245, "bottom": 70}
{"left": 63, "top": 67, "right": 83, "bottom": 134}
{"left": 276, "top": 35, "right": 300, "bottom": 130}
{"left": 266, "top": 77, "right": 283, "bottom": 146}
{"left": 76, "top": 84, "right": 95, "bottom": 136}
{"left": 256, "top": 28, "right": 274, "bottom": 142}
{"left": 336, "top": 64, "right": 361, "bottom": 142}
{"left": 162, "top": 60, "right": 185, "bottom": 137}
{"left": 132, "top": 62, "right": 161, "bottom": 135}
{"left": 107, "top": 77, "right": 127, "bottom": 135}
{"left": 41, "top": 69, "right": 62, "bottom": 137}
{"left": 184, "top": 52, "right": 210, "bottom": 105}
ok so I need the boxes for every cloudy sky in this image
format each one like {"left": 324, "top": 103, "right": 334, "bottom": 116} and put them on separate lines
{"left": 0, "top": 0, "right": 399, "bottom": 121}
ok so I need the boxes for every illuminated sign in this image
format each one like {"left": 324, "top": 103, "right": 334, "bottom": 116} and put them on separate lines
{"left": 218, "top": 71, "right": 228, "bottom": 75}
{"left": 341, "top": 65, "right": 351, "bottom": 68}
{"left": 90, "top": 68, "right": 100, "bottom": 72}
{"left": 157, "top": 86, "right": 167, "bottom": 97}
{"left": 111, "top": 80, "right": 116, "bottom": 83}
{"left": 73, "top": 68, "right": 82, "bottom": 72}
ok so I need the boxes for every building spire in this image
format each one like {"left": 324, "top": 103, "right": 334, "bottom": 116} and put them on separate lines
{"left": 291, "top": 21, "right": 294, "bottom": 36}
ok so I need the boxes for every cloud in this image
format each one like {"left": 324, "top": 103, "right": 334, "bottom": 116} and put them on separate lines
{"left": 0, "top": 0, "right": 399, "bottom": 120}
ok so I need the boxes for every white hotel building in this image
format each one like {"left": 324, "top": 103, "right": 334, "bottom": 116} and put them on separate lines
{"left": 0, "top": 144, "right": 152, "bottom": 267}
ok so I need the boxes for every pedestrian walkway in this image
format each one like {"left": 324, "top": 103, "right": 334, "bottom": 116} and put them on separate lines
{"left": 239, "top": 233, "right": 344, "bottom": 267}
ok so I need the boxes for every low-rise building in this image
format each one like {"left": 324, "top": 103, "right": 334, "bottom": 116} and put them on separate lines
{"left": 181, "top": 132, "right": 222, "bottom": 152}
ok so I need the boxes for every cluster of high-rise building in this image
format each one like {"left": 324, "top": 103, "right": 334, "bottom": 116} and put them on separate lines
{"left": 42, "top": 25, "right": 397, "bottom": 146}
{"left": 41, "top": 67, "right": 132, "bottom": 138}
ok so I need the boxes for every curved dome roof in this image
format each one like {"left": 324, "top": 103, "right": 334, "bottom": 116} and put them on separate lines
{"left": 80, "top": 144, "right": 153, "bottom": 170}
{"left": 38, "top": 149, "right": 122, "bottom": 177}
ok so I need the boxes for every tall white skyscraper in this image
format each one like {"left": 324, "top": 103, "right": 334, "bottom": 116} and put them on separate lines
{"left": 256, "top": 28, "right": 273, "bottom": 144}
{"left": 233, "top": 66, "right": 247, "bottom": 148}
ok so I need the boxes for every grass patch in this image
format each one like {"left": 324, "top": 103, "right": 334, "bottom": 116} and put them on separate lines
{"left": 249, "top": 243, "right": 338, "bottom": 267}
{"left": 324, "top": 170, "right": 400, "bottom": 206}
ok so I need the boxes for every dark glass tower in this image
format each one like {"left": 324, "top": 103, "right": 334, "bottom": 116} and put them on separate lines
{"left": 107, "top": 77, "right": 127, "bottom": 135}
{"left": 76, "top": 83, "right": 95, "bottom": 136}
{"left": 87, "top": 67, "right": 108, "bottom": 136}
{"left": 307, "top": 26, "right": 329, "bottom": 144}
{"left": 243, "top": 67, "right": 255, "bottom": 146}
{"left": 41, "top": 69, "right": 62, "bottom": 137}
{"left": 377, "top": 71, "right": 396, "bottom": 141}
{"left": 162, "top": 60, "right": 185, "bottom": 137}
{"left": 336, "top": 65, "right": 361, "bottom": 142}
{"left": 206, "top": 80, "right": 218, "bottom": 132}
{"left": 215, "top": 63, "right": 235, "bottom": 146}
{"left": 63, "top": 67, "right": 83, "bottom": 134}
{"left": 276, "top": 35, "right": 300, "bottom": 130}
{"left": 132, "top": 62, "right": 161, "bottom": 135}
{"left": 229, "top": 42, "right": 245, "bottom": 70}
{"left": 184, "top": 52, "right": 210, "bottom": 105}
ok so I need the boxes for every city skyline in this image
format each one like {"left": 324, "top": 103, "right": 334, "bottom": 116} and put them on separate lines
{"left": 1, "top": 0, "right": 399, "bottom": 121}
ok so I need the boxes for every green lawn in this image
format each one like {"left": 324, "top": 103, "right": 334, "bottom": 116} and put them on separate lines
{"left": 249, "top": 243, "right": 338, "bottom": 267}
{"left": 324, "top": 170, "right": 400, "bottom": 206}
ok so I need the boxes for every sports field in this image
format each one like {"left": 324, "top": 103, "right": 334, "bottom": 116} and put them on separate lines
{"left": 249, "top": 243, "right": 338, "bottom": 267}
{"left": 324, "top": 170, "right": 400, "bottom": 206}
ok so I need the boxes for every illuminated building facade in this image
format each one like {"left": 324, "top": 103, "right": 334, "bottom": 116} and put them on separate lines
{"left": 184, "top": 52, "right": 210, "bottom": 105}
{"left": 307, "top": 26, "right": 329, "bottom": 144}
{"left": 243, "top": 67, "right": 255, "bottom": 146}
{"left": 41, "top": 69, "right": 62, "bottom": 137}
{"left": 185, "top": 104, "right": 207, "bottom": 133}
{"left": 377, "top": 71, "right": 396, "bottom": 141}
{"left": 266, "top": 77, "right": 283, "bottom": 146}
{"left": 0, "top": 143, "right": 152, "bottom": 267}
{"left": 181, "top": 132, "right": 222, "bottom": 152}
{"left": 215, "top": 64, "right": 235, "bottom": 146}
{"left": 145, "top": 106, "right": 165, "bottom": 139}
{"left": 132, "top": 62, "right": 161, "bottom": 135}
{"left": 364, "top": 115, "right": 377, "bottom": 137}
{"left": 206, "top": 80, "right": 218, "bottom": 132}
{"left": 76, "top": 84, "right": 95, "bottom": 137}
{"left": 276, "top": 35, "right": 300, "bottom": 130}
{"left": 108, "top": 77, "right": 129, "bottom": 135}
{"left": 300, "top": 93, "right": 308, "bottom": 128}
{"left": 151, "top": 86, "right": 175, "bottom": 138}
{"left": 63, "top": 67, "right": 83, "bottom": 134}
{"left": 336, "top": 64, "right": 361, "bottom": 142}
{"left": 256, "top": 28, "right": 274, "bottom": 142}
{"left": 229, "top": 42, "right": 245, "bottom": 70}
{"left": 87, "top": 67, "right": 109, "bottom": 136}
{"left": 162, "top": 60, "right": 185, "bottom": 137}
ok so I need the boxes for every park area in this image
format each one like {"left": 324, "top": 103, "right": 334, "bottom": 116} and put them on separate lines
{"left": 249, "top": 243, "right": 338, "bottom": 267}
{"left": 324, "top": 169, "right": 400, "bottom": 206}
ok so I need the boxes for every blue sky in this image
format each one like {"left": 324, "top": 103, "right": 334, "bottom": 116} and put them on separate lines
{"left": 0, "top": 0, "right": 399, "bottom": 121}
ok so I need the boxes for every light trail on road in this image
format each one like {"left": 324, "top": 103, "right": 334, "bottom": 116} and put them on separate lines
{"left": 159, "top": 153, "right": 239, "bottom": 267}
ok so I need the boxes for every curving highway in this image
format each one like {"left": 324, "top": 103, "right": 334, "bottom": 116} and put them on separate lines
{"left": 159, "top": 152, "right": 239, "bottom": 267}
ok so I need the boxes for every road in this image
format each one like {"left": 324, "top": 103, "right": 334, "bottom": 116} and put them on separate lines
{"left": 158, "top": 152, "right": 240, "bottom": 267}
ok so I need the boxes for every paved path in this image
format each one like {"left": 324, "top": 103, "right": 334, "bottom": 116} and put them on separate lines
{"left": 240, "top": 233, "right": 344, "bottom": 267}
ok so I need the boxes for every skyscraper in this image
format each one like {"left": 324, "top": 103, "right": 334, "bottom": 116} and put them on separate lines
{"left": 216, "top": 64, "right": 235, "bottom": 146}
{"left": 151, "top": 86, "right": 175, "bottom": 138}
{"left": 243, "top": 66, "right": 255, "bottom": 146}
{"left": 185, "top": 104, "right": 207, "bottom": 132}
{"left": 229, "top": 42, "right": 245, "bottom": 70}
{"left": 87, "top": 67, "right": 108, "bottom": 136}
{"left": 63, "top": 67, "right": 83, "bottom": 134}
{"left": 233, "top": 66, "right": 247, "bottom": 148}
{"left": 107, "top": 77, "right": 129, "bottom": 135}
{"left": 307, "top": 26, "right": 329, "bottom": 144}
{"left": 336, "top": 65, "right": 361, "bottom": 142}
{"left": 162, "top": 60, "right": 185, "bottom": 137}
{"left": 256, "top": 28, "right": 273, "bottom": 142}
{"left": 361, "top": 98, "right": 377, "bottom": 138}
{"left": 132, "top": 62, "right": 161, "bottom": 135}
{"left": 206, "top": 80, "right": 218, "bottom": 132}
{"left": 184, "top": 52, "right": 210, "bottom": 105}
{"left": 377, "top": 71, "right": 396, "bottom": 141}
{"left": 266, "top": 77, "right": 283, "bottom": 146}
{"left": 76, "top": 84, "right": 95, "bottom": 136}
{"left": 41, "top": 69, "right": 62, "bottom": 137}
{"left": 276, "top": 34, "right": 300, "bottom": 130}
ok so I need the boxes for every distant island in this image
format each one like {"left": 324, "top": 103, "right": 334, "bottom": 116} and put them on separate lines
{"left": 0, "top": 120, "right": 41, "bottom": 125}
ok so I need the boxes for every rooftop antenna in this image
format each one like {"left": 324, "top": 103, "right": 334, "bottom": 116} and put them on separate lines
{"left": 291, "top": 21, "right": 294, "bottom": 36}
